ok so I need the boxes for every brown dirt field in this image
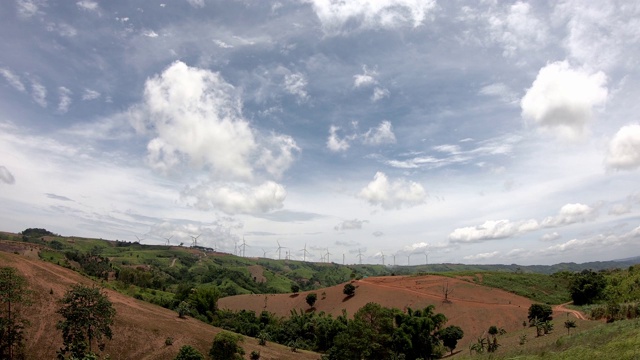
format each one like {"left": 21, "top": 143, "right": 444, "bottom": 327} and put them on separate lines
{"left": 247, "top": 265, "right": 266, "bottom": 283}
{"left": 219, "top": 275, "right": 537, "bottom": 348}
{"left": 0, "top": 249, "right": 319, "bottom": 360}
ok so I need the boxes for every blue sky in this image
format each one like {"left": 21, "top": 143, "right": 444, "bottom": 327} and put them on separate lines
{"left": 1, "top": 0, "right": 640, "bottom": 265}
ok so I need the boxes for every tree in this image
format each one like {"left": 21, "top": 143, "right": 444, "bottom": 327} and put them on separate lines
{"left": 343, "top": 283, "right": 355, "bottom": 297}
{"left": 528, "top": 303, "right": 553, "bottom": 323}
{"left": 188, "top": 286, "right": 221, "bottom": 322}
{"left": 306, "top": 293, "right": 317, "bottom": 308}
{"left": 209, "top": 331, "right": 245, "bottom": 360}
{"left": 174, "top": 345, "right": 204, "bottom": 360}
{"left": 290, "top": 284, "right": 300, "bottom": 294}
{"left": 177, "top": 301, "right": 191, "bottom": 319}
{"left": 56, "top": 284, "right": 116, "bottom": 359}
{"left": 0, "top": 267, "right": 31, "bottom": 360}
{"left": 569, "top": 270, "right": 606, "bottom": 305}
{"left": 438, "top": 325, "right": 463, "bottom": 355}
{"left": 442, "top": 281, "right": 454, "bottom": 303}
{"left": 564, "top": 319, "right": 577, "bottom": 335}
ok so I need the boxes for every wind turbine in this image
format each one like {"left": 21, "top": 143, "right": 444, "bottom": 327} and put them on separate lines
{"left": 393, "top": 254, "right": 396, "bottom": 266}
{"left": 381, "top": 251, "right": 385, "bottom": 266}
{"left": 135, "top": 235, "right": 145, "bottom": 243}
{"left": 262, "top": 248, "right": 268, "bottom": 258}
{"left": 276, "top": 240, "right": 285, "bottom": 260}
{"left": 357, "top": 249, "right": 364, "bottom": 264}
{"left": 163, "top": 236, "right": 173, "bottom": 246}
{"left": 407, "top": 254, "right": 411, "bottom": 266}
{"left": 239, "top": 237, "right": 248, "bottom": 257}
{"left": 300, "top": 243, "right": 311, "bottom": 262}
{"left": 325, "top": 248, "right": 332, "bottom": 263}
{"left": 190, "top": 234, "right": 201, "bottom": 247}
{"left": 424, "top": 251, "right": 429, "bottom": 265}
{"left": 342, "top": 253, "right": 345, "bottom": 265}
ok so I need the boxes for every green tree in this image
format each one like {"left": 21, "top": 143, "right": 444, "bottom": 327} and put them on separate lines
{"left": 177, "top": 301, "right": 191, "bottom": 319}
{"left": 564, "top": 319, "right": 577, "bottom": 335}
{"left": 189, "top": 286, "right": 221, "bottom": 322}
{"left": 306, "top": 293, "right": 317, "bottom": 308}
{"left": 438, "top": 325, "right": 463, "bottom": 355}
{"left": 290, "top": 284, "right": 300, "bottom": 294}
{"left": 528, "top": 303, "right": 553, "bottom": 323}
{"left": 56, "top": 284, "right": 116, "bottom": 359}
{"left": 0, "top": 267, "right": 31, "bottom": 360}
{"left": 569, "top": 270, "right": 606, "bottom": 305}
{"left": 343, "top": 283, "right": 355, "bottom": 297}
{"left": 174, "top": 345, "right": 204, "bottom": 360}
{"left": 209, "top": 331, "right": 245, "bottom": 360}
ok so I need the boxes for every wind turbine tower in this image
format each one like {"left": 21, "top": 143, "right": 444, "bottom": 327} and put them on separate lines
{"left": 190, "top": 234, "right": 201, "bottom": 247}
{"left": 276, "top": 240, "right": 285, "bottom": 260}
{"left": 357, "top": 249, "right": 364, "bottom": 264}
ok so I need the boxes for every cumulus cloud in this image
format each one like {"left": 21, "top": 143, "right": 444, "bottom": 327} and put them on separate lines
{"left": 0, "top": 68, "right": 26, "bottom": 92}
{"left": 82, "top": 89, "right": 101, "bottom": 101}
{"left": 334, "top": 219, "right": 368, "bottom": 231}
{"left": 182, "top": 181, "right": 286, "bottom": 214}
{"left": 605, "top": 124, "right": 640, "bottom": 170}
{"left": 541, "top": 203, "right": 596, "bottom": 227}
{"left": 353, "top": 68, "right": 376, "bottom": 88}
{"left": 358, "top": 172, "right": 427, "bottom": 210}
{"left": 609, "top": 203, "right": 631, "bottom": 216}
{"left": 284, "top": 73, "right": 308, "bottom": 102}
{"left": 307, "top": 0, "right": 437, "bottom": 33}
{"left": 449, "top": 219, "right": 539, "bottom": 243}
{"left": 17, "top": 0, "right": 42, "bottom": 18}
{"left": 130, "top": 61, "right": 297, "bottom": 182}
{"left": 0, "top": 166, "right": 16, "bottom": 184}
{"left": 540, "top": 232, "right": 561, "bottom": 241}
{"left": 326, "top": 125, "right": 351, "bottom": 152}
{"left": 363, "top": 121, "right": 396, "bottom": 146}
{"left": 371, "top": 87, "right": 390, "bottom": 102}
{"left": 57, "top": 86, "right": 72, "bottom": 113}
{"left": 30, "top": 81, "right": 47, "bottom": 107}
{"left": 487, "top": 1, "right": 548, "bottom": 57}
{"left": 76, "top": 1, "right": 99, "bottom": 11}
{"left": 463, "top": 251, "right": 500, "bottom": 261}
{"left": 521, "top": 61, "right": 608, "bottom": 140}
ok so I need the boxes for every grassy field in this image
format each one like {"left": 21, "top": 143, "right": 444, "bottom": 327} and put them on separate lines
{"left": 457, "top": 318, "right": 640, "bottom": 359}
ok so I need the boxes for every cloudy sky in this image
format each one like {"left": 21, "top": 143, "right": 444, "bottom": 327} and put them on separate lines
{"left": 1, "top": 0, "right": 640, "bottom": 265}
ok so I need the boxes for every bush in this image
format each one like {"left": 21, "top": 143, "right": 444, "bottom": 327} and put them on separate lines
{"left": 306, "top": 293, "right": 317, "bottom": 308}
{"left": 528, "top": 303, "right": 553, "bottom": 323}
{"left": 174, "top": 345, "right": 204, "bottom": 360}
{"left": 209, "top": 331, "right": 245, "bottom": 360}
{"left": 343, "top": 283, "right": 355, "bottom": 297}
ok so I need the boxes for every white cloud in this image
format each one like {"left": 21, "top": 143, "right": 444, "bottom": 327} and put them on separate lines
{"left": 487, "top": 1, "right": 548, "bottom": 57}
{"left": 479, "top": 82, "right": 517, "bottom": 104}
{"left": 46, "top": 22, "right": 77, "bottom": 37}
{"left": 57, "top": 86, "right": 72, "bottom": 113}
{"left": 540, "top": 232, "right": 561, "bottom": 241}
{"left": 609, "top": 203, "right": 631, "bottom": 216}
{"left": 82, "top": 89, "right": 101, "bottom": 100}
{"left": 182, "top": 181, "right": 286, "bottom": 214}
{"left": 186, "top": 0, "right": 205, "bottom": 8}
{"left": 130, "top": 61, "right": 297, "bottom": 182}
{"left": 326, "top": 125, "right": 351, "bottom": 152}
{"left": 557, "top": 1, "right": 640, "bottom": 70}
{"left": 17, "top": 0, "right": 42, "bottom": 18}
{"left": 371, "top": 87, "right": 390, "bottom": 102}
{"left": 31, "top": 81, "right": 47, "bottom": 107}
{"left": 358, "top": 172, "right": 427, "bottom": 210}
{"left": 605, "top": 124, "right": 640, "bottom": 170}
{"left": 464, "top": 251, "right": 500, "bottom": 261}
{"left": 521, "top": 61, "right": 608, "bottom": 140}
{"left": 0, "top": 166, "right": 16, "bottom": 185}
{"left": 214, "top": 40, "right": 233, "bottom": 49}
{"left": 307, "top": 0, "right": 436, "bottom": 33}
{"left": 76, "top": 1, "right": 99, "bottom": 11}
{"left": 0, "top": 68, "right": 26, "bottom": 92}
{"left": 449, "top": 219, "right": 539, "bottom": 243}
{"left": 284, "top": 72, "right": 309, "bottom": 102}
{"left": 142, "top": 30, "right": 159, "bottom": 38}
{"left": 353, "top": 65, "right": 377, "bottom": 88}
{"left": 363, "top": 120, "right": 396, "bottom": 146}
{"left": 541, "top": 203, "right": 596, "bottom": 227}
{"left": 334, "top": 219, "right": 368, "bottom": 231}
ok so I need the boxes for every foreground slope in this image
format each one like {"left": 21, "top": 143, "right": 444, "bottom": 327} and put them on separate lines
{"left": 0, "top": 248, "right": 318, "bottom": 360}
{"left": 220, "top": 275, "right": 543, "bottom": 347}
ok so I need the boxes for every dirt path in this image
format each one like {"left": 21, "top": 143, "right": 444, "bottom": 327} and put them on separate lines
{"left": 554, "top": 302, "right": 588, "bottom": 320}
{"left": 170, "top": 257, "right": 177, "bottom": 267}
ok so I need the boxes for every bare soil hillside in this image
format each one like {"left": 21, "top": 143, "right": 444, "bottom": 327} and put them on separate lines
{"left": 0, "top": 248, "right": 319, "bottom": 360}
{"left": 220, "top": 275, "right": 542, "bottom": 347}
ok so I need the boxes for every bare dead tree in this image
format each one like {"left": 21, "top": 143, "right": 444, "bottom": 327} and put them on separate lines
{"left": 442, "top": 281, "right": 454, "bottom": 304}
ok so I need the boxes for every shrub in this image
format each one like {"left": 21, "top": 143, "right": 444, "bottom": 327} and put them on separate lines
{"left": 306, "top": 293, "right": 317, "bottom": 308}
{"left": 343, "top": 283, "right": 356, "bottom": 297}
{"left": 174, "top": 345, "right": 204, "bottom": 360}
{"left": 209, "top": 331, "right": 245, "bottom": 360}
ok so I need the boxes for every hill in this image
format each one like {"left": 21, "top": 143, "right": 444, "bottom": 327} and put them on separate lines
{"left": 0, "top": 249, "right": 318, "bottom": 360}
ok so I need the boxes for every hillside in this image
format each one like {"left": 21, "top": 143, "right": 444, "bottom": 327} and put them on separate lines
{"left": 220, "top": 274, "right": 551, "bottom": 348}
{"left": 0, "top": 248, "right": 318, "bottom": 360}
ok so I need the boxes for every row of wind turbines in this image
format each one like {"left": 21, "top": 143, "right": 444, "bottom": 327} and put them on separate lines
{"left": 134, "top": 233, "right": 431, "bottom": 266}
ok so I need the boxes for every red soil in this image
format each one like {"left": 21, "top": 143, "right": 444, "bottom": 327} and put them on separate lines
{"left": 0, "top": 248, "right": 319, "bottom": 360}
{"left": 219, "top": 275, "right": 536, "bottom": 347}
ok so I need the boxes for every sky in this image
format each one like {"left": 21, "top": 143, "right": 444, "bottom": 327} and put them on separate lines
{"left": 1, "top": 0, "right": 640, "bottom": 266}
